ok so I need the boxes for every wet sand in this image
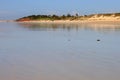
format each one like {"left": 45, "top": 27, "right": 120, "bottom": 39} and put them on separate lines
{"left": 0, "top": 22, "right": 120, "bottom": 80}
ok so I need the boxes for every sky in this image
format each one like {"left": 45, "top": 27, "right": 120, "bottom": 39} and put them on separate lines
{"left": 0, "top": 0, "right": 120, "bottom": 20}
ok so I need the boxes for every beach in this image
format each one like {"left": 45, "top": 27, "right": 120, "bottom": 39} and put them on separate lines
{"left": 16, "top": 19, "right": 120, "bottom": 24}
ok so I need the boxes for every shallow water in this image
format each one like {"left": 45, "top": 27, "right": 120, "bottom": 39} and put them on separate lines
{"left": 0, "top": 22, "right": 120, "bottom": 80}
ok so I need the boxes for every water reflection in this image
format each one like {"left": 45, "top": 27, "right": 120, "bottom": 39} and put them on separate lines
{"left": 17, "top": 22, "right": 120, "bottom": 32}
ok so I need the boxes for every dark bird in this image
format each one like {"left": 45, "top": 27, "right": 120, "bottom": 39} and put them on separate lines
{"left": 97, "top": 39, "right": 100, "bottom": 41}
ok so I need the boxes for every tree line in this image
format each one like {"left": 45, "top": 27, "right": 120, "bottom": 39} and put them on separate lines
{"left": 16, "top": 13, "right": 82, "bottom": 21}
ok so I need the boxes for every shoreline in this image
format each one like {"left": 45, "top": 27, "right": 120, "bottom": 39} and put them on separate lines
{"left": 16, "top": 20, "right": 120, "bottom": 24}
{"left": 1, "top": 20, "right": 120, "bottom": 24}
{"left": 0, "top": 20, "right": 15, "bottom": 22}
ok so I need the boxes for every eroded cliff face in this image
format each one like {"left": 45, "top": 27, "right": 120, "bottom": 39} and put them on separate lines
{"left": 16, "top": 18, "right": 31, "bottom": 21}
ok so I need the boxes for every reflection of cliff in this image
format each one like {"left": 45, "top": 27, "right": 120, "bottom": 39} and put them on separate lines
{"left": 17, "top": 22, "right": 120, "bottom": 32}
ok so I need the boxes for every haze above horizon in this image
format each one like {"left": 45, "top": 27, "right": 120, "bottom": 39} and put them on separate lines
{"left": 0, "top": 0, "right": 120, "bottom": 20}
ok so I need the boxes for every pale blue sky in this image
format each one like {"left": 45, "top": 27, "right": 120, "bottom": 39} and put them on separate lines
{"left": 0, "top": 0, "right": 120, "bottom": 20}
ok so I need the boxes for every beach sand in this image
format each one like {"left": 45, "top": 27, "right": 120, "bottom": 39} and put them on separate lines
{"left": 16, "top": 20, "right": 120, "bottom": 24}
